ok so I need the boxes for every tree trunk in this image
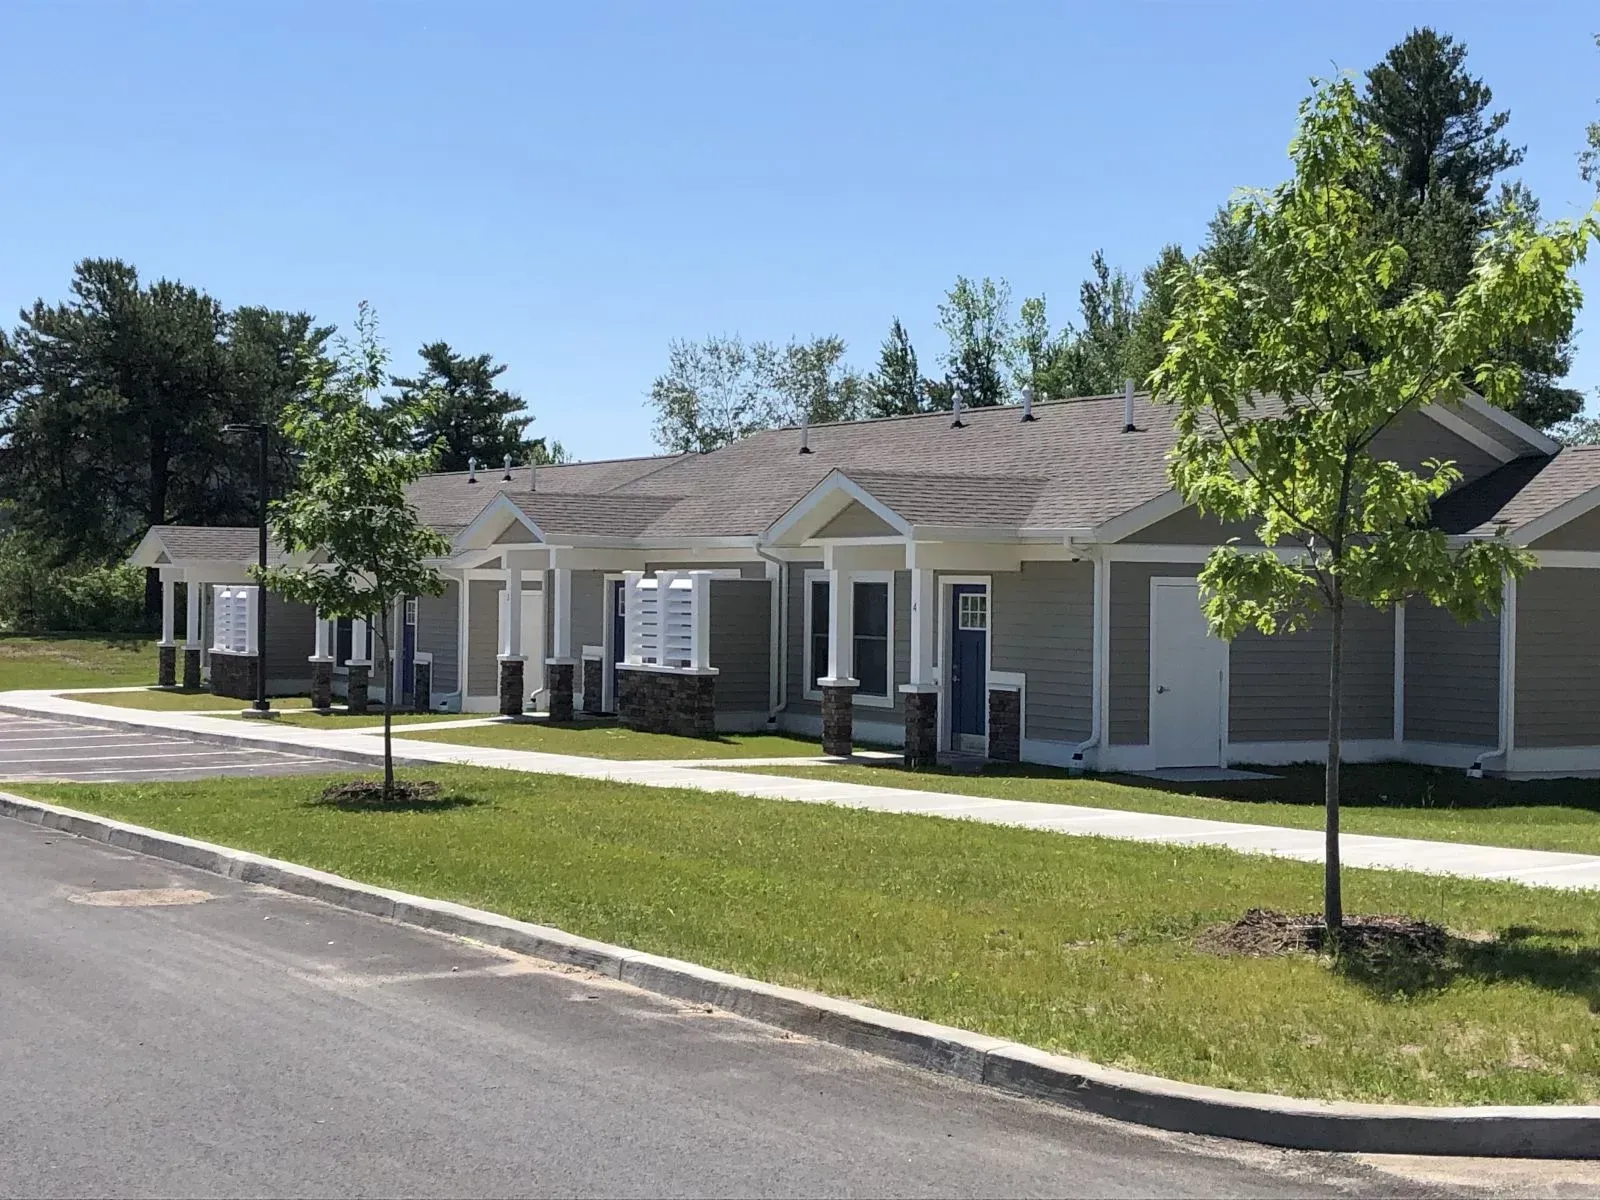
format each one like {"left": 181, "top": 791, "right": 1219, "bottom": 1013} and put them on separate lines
{"left": 144, "top": 431, "right": 171, "bottom": 619}
{"left": 1324, "top": 584, "right": 1345, "bottom": 934}
{"left": 380, "top": 603, "right": 394, "bottom": 801}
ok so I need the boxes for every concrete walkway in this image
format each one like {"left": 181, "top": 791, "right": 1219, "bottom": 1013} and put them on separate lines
{"left": 10, "top": 689, "right": 1600, "bottom": 893}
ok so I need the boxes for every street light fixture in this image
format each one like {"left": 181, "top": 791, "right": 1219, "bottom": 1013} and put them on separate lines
{"left": 223, "top": 422, "right": 271, "bottom": 717}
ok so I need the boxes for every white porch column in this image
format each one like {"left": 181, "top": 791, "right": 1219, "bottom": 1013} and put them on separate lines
{"left": 501, "top": 563, "right": 523, "bottom": 659}
{"left": 184, "top": 580, "right": 201, "bottom": 649}
{"left": 159, "top": 576, "right": 176, "bottom": 646}
{"left": 549, "top": 567, "right": 573, "bottom": 662}
{"left": 349, "top": 617, "right": 369, "bottom": 664}
{"left": 820, "top": 566, "right": 856, "bottom": 686}
{"left": 906, "top": 566, "right": 937, "bottom": 688}
{"left": 312, "top": 610, "right": 332, "bottom": 659}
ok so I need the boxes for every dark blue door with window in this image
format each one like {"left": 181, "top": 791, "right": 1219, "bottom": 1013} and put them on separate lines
{"left": 609, "top": 579, "right": 626, "bottom": 712}
{"left": 400, "top": 599, "right": 417, "bottom": 703}
{"left": 949, "top": 585, "right": 988, "bottom": 749}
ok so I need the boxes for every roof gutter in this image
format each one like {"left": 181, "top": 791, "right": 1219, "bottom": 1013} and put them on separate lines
{"left": 1068, "top": 541, "right": 1107, "bottom": 775}
{"left": 1468, "top": 573, "right": 1517, "bottom": 779}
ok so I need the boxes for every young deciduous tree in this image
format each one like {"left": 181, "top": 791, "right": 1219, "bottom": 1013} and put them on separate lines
{"left": 258, "top": 304, "right": 450, "bottom": 800}
{"left": 1154, "top": 78, "right": 1597, "bottom": 933}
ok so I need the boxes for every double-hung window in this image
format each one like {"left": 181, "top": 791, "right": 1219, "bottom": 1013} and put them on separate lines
{"left": 803, "top": 570, "right": 894, "bottom": 707}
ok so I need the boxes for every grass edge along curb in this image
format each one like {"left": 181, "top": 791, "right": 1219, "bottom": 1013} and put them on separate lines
{"left": 0, "top": 700, "right": 428, "bottom": 771}
{"left": 1, "top": 790, "right": 1593, "bottom": 1160}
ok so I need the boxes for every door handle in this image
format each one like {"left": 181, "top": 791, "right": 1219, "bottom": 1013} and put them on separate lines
{"left": 1156, "top": 685, "right": 1169, "bottom": 694}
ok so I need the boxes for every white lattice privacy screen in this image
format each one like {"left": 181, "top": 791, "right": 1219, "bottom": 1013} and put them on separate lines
{"left": 211, "top": 585, "right": 260, "bottom": 655}
{"left": 621, "top": 571, "right": 713, "bottom": 671}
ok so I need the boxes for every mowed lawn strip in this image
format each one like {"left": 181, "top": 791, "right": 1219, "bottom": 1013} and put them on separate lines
{"left": 398, "top": 721, "right": 827, "bottom": 759}
{"left": 74, "top": 689, "right": 314, "bottom": 712}
{"left": 17, "top": 765, "right": 1600, "bottom": 1107}
{"left": 255, "top": 710, "right": 487, "bottom": 730}
{"left": 727, "top": 762, "right": 1600, "bottom": 858}
{"left": 0, "top": 635, "right": 157, "bottom": 691}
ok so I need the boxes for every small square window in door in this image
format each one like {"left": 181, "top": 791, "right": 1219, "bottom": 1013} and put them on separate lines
{"left": 957, "top": 592, "right": 987, "bottom": 631}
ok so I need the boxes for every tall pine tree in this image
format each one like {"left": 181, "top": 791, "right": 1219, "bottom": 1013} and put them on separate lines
{"left": 388, "top": 342, "right": 563, "bottom": 471}
{"left": 866, "top": 318, "right": 923, "bottom": 416}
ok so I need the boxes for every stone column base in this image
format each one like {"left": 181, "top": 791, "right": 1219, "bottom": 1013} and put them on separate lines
{"left": 309, "top": 659, "right": 333, "bottom": 710}
{"left": 182, "top": 647, "right": 202, "bottom": 691}
{"left": 547, "top": 661, "right": 575, "bottom": 723}
{"left": 498, "top": 658, "right": 525, "bottom": 716}
{"left": 581, "top": 658, "right": 603, "bottom": 715}
{"left": 346, "top": 663, "right": 370, "bottom": 714}
{"left": 210, "top": 651, "right": 260, "bottom": 700}
{"left": 158, "top": 645, "right": 177, "bottom": 688}
{"left": 412, "top": 661, "right": 432, "bottom": 713}
{"left": 988, "top": 688, "right": 1021, "bottom": 763}
{"left": 821, "top": 683, "right": 856, "bottom": 757}
{"left": 903, "top": 689, "right": 938, "bottom": 768}
{"left": 617, "top": 667, "right": 716, "bottom": 737}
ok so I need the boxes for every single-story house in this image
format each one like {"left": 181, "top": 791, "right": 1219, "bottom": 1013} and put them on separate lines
{"left": 130, "top": 386, "right": 1600, "bottom": 777}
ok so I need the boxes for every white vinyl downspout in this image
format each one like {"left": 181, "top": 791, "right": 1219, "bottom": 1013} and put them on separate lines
{"left": 1069, "top": 547, "right": 1107, "bottom": 774}
{"left": 1469, "top": 573, "right": 1517, "bottom": 779}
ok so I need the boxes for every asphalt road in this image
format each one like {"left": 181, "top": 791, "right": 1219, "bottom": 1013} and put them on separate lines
{"left": 0, "top": 713, "right": 346, "bottom": 782}
{"left": 5, "top": 819, "right": 1594, "bottom": 1199}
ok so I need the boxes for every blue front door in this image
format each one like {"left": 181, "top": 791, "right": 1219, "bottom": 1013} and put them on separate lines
{"left": 400, "top": 599, "right": 417, "bottom": 702}
{"left": 608, "top": 580, "right": 626, "bottom": 712}
{"left": 949, "top": 585, "right": 988, "bottom": 750}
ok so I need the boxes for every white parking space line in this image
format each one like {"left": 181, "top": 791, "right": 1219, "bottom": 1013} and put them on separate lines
{"left": 0, "top": 749, "right": 259, "bottom": 763}
{"left": 0, "top": 760, "right": 338, "bottom": 779}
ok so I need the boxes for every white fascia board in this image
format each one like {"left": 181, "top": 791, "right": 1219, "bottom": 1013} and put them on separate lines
{"left": 452, "top": 493, "right": 545, "bottom": 552}
{"left": 1421, "top": 403, "right": 1516, "bottom": 464}
{"left": 126, "top": 528, "right": 171, "bottom": 568}
{"left": 1452, "top": 390, "right": 1562, "bottom": 456}
{"left": 761, "top": 470, "right": 912, "bottom": 546}
{"left": 1511, "top": 482, "right": 1600, "bottom": 547}
{"left": 1088, "top": 490, "right": 1188, "bottom": 545}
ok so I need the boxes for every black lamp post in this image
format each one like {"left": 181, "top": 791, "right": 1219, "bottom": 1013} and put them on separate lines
{"left": 223, "top": 422, "right": 271, "bottom": 716}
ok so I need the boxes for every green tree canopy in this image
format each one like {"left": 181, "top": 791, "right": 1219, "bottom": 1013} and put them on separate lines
{"left": 258, "top": 304, "right": 450, "bottom": 798}
{"left": 936, "top": 276, "right": 1011, "bottom": 408}
{"left": 1154, "top": 76, "right": 1597, "bottom": 932}
{"left": 865, "top": 318, "right": 923, "bottom": 417}
{"left": 388, "top": 341, "right": 564, "bottom": 472}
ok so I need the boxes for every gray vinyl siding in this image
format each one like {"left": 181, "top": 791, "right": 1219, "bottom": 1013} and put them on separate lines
{"left": 781, "top": 563, "right": 907, "bottom": 715}
{"left": 1227, "top": 605, "right": 1394, "bottom": 743}
{"left": 1515, "top": 569, "right": 1600, "bottom": 747}
{"left": 990, "top": 561, "right": 1094, "bottom": 742}
{"left": 415, "top": 581, "right": 460, "bottom": 694}
{"left": 1371, "top": 408, "right": 1502, "bottom": 486}
{"left": 571, "top": 570, "right": 605, "bottom": 653}
{"left": 466, "top": 580, "right": 502, "bottom": 696}
{"left": 1124, "top": 507, "right": 1260, "bottom": 545}
{"left": 710, "top": 579, "right": 772, "bottom": 713}
{"left": 1530, "top": 504, "right": 1600, "bottom": 551}
{"left": 815, "top": 503, "right": 897, "bottom": 539}
{"left": 1108, "top": 563, "right": 1189, "bottom": 745}
{"left": 263, "top": 593, "right": 315, "bottom": 684}
{"left": 1404, "top": 599, "right": 1500, "bottom": 745}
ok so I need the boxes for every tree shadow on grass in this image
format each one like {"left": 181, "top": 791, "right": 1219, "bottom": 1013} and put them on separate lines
{"left": 1334, "top": 924, "right": 1600, "bottom": 1012}
{"left": 305, "top": 779, "right": 488, "bottom": 814}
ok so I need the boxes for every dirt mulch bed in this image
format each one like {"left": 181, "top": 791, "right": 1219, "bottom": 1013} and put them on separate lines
{"left": 1196, "top": 907, "right": 1452, "bottom": 959}
{"left": 311, "top": 779, "right": 481, "bottom": 813}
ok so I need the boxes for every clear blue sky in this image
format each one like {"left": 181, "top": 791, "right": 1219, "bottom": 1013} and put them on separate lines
{"left": 2, "top": 1, "right": 1597, "bottom": 460}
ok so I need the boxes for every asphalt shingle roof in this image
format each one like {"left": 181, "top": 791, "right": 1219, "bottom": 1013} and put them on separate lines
{"left": 146, "top": 526, "right": 289, "bottom": 562}
{"left": 1432, "top": 446, "right": 1600, "bottom": 536}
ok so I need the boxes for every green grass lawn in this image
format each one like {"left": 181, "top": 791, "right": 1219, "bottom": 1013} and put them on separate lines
{"left": 17, "top": 764, "right": 1600, "bottom": 1107}
{"left": 257, "top": 710, "right": 487, "bottom": 730}
{"left": 397, "top": 720, "right": 827, "bottom": 759}
{"left": 0, "top": 634, "right": 157, "bottom": 691}
{"left": 726, "top": 761, "right": 1600, "bottom": 857}
{"left": 73, "top": 689, "right": 315, "bottom": 712}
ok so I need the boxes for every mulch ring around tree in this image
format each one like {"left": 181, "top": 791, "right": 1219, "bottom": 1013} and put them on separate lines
{"left": 1196, "top": 907, "right": 1452, "bottom": 959}
{"left": 313, "top": 779, "right": 480, "bottom": 812}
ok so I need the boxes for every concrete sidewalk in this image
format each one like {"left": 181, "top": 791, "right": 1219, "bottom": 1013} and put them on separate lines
{"left": 10, "top": 689, "right": 1600, "bottom": 893}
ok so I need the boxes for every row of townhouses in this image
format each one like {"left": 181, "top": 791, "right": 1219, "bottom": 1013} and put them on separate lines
{"left": 131, "top": 387, "right": 1600, "bottom": 778}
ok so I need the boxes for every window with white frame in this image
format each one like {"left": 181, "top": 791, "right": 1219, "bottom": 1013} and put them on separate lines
{"left": 957, "top": 590, "right": 988, "bottom": 631}
{"left": 802, "top": 570, "right": 894, "bottom": 706}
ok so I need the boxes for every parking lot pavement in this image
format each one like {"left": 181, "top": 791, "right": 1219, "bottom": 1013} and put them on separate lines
{"left": 0, "top": 713, "right": 348, "bottom": 783}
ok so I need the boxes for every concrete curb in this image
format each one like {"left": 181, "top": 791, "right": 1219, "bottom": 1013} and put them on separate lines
{"left": 0, "top": 701, "right": 427, "bottom": 771}
{"left": 2, "top": 789, "right": 1595, "bottom": 1159}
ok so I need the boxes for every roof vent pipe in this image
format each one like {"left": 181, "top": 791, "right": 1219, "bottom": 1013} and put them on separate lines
{"left": 468, "top": 456, "right": 478, "bottom": 483}
{"left": 951, "top": 388, "right": 965, "bottom": 429}
{"left": 1122, "top": 379, "right": 1136, "bottom": 433}
{"left": 529, "top": 461, "right": 538, "bottom": 491}
{"left": 502, "top": 454, "right": 513, "bottom": 481}
{"left": 1021, "top": 385, "right": 1037, "bottom": 422}
{"left": 799, "top": 415, "right": 812, "bottom": 455}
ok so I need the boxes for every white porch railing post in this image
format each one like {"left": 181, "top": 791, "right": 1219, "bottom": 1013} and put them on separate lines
{"left": 690, "top": 572, "right": 712, "bottom": 671}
